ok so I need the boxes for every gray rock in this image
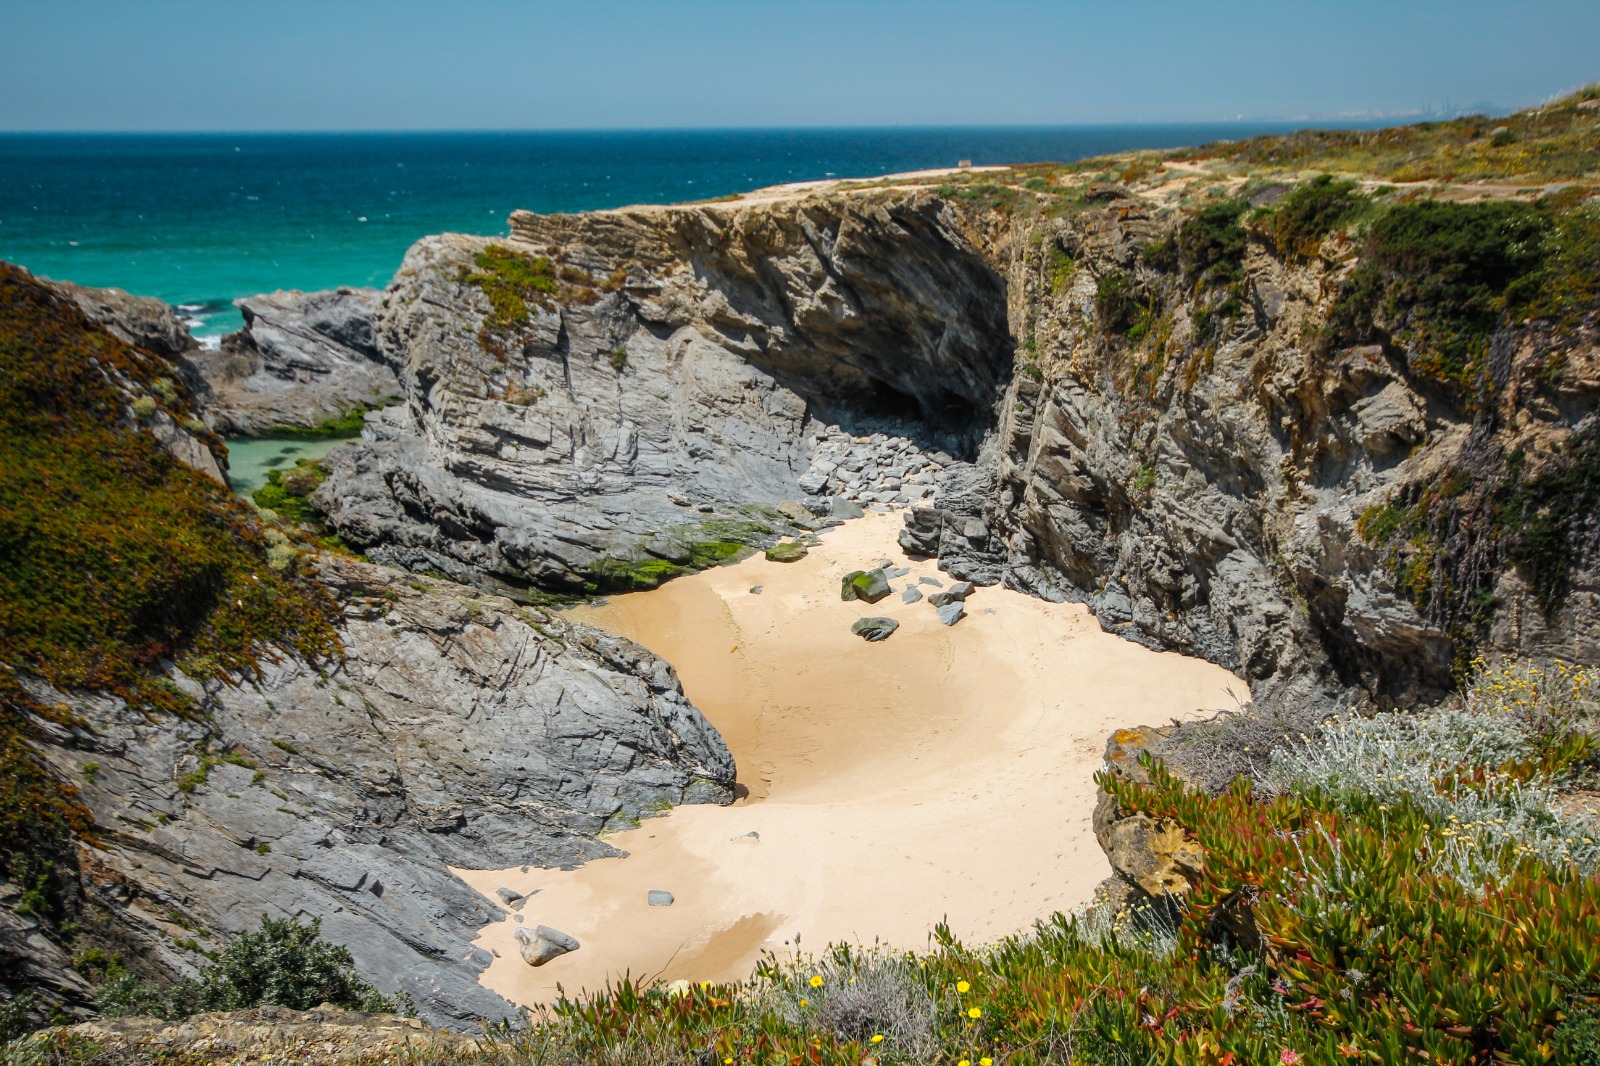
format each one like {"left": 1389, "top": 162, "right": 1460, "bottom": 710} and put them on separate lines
{"left": 495, "top": 888, "right": 524, "bottom": 907}
{"left": 41, "top": 275, "right": 193, "bottom": 357}
{"left": 647, "top": 890, "right": 675, "bottom": 907}
{"left": 749, "top": 585, "right": 764, "bottom": 595}
{"left": 830, "top": 499, "right": 866, "bottom": 520}
{"left": 918, "top": 576, "right": 944, "bottom": 587}
{"left": 840, "top": 569, "right": 892, "bottom": 604}
{"left": 850, "top": 617, "right": 901, "bottom": 642}
{"left": 928, "top": 582, "right": 974, "bottom": 608}
{"left": 20, "top": 556, "right": 734, "bottom": 1028}
{"left": 191, "top": 287, "right": 399, "bottom": 435}
{"left": 516, "top": 925, "right": 580, "bottom": 967}
{"left": 936, "top": 602, "right": 966, "bottom": 627}
{"left": 901, "top": 586, "right": 924, "bottom": 604}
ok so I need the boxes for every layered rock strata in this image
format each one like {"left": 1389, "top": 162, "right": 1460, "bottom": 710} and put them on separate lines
{"left": 21, "top": 559, "right": 732, "bottom": 1025}
{"left": 313, "top": 194, "right": 1013, "bottom": 593}
{"left": 191, "top": 288, "right": 400, "bottom": 435}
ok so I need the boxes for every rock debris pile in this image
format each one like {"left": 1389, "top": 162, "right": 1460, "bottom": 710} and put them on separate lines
{"left": 799, "top": 424, "right": 956, "bottom": 510}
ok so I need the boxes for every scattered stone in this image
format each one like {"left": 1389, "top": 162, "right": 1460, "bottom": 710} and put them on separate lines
{"left": 514, "top": 914, "right": 524, "bottom": 923}
{"left": 695, "top": 503, "right": 715, "bottom": 513}
{"left": 495, "top": 887, "right": 524, "bottom": 907}
{"left": 928, "top": 582, "right": 975, "bottom": 608}
{"left": 734, "top": 830, "right": 760, "bottom": 841}
{"left": 749, "top": 585, "right": 764, "bottom": 595}
{"left": 830, "top": 499, "right": 865, "bottom": 520}
{"left": 884, "top": 566, "right": 910, "bottom": 579}
{"left": 765, "top": 541, "right": 809, "bottom": 563}
{"left": 918, "top": 576, "right": 943, "bottom": 587}
{"left": 936, "top": 602, "right": 966, "bottom": 627}
{"left": 647, "top": 890, "right": 675, "bottom": 907}
{"left": 840, "top": 569, "right": 892, "bottom": 604}
{"left": 516, "top": 924, "right": 580, "bottom": 967}
{"left": 901, "top": 586, "right": 923, "bottom": 604}
{"left": 851, "top": 617, "right": 901, "bottom": 642}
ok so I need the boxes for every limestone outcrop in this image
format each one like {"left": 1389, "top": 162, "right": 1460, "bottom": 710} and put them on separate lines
{"left": 312, "top": 193, "right": 1013, "bottom": 594}
{"left": 20, "top": 559, "right": 732, "bottom": 1026}
{"left": 190, "top": 287, "right": 400, "bottom": 435}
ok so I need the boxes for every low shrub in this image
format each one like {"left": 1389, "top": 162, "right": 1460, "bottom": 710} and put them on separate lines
{"left": 97, "top": 916, "right": 402, "bottom": 1019}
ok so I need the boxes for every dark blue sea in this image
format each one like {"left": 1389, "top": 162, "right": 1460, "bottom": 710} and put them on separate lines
{"left": 0, "top": 124, "right": 1377, "bottom": 338}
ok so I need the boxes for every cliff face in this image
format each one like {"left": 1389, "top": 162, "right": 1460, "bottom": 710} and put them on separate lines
{"left": 314, "top": 194, "right": 1012, "bottom": 593}
{"left": 318, "top": 164, "right": 1598, "bottom": 708}
{"left": 0, "top": 264, "right": 734, "bottom": 1028}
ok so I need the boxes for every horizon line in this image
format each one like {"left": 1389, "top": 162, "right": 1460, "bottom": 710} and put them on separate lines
{"left": 0, "top": 112, "right": 1486, "bottom": 138}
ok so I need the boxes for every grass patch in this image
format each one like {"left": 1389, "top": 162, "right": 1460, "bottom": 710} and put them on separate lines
{"left": 257, "top": 400, "right": 390, "bottom": 440}
{"left": 250, "top": 459, "right": 329, "bottom": 525}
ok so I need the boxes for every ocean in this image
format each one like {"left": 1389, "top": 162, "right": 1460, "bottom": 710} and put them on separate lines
{"left": 0, "top": 124, "right": 1376, "bottom": 341}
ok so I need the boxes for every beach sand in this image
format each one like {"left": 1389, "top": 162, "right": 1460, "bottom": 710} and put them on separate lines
{"left": 454, "top": 510, "right": 1245, "bottom": 1005}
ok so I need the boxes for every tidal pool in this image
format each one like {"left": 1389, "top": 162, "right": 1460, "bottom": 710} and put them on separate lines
{"left": 223, "top": 436, "right": 348, "bottom": 497}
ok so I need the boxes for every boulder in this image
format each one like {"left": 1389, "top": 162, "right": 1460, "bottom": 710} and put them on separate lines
{"left": 936, "top": 602, "right": 965, "bottom": 627}
{"left": 765, "top": 541, "right": 809, "bottom": 563}
{"left": 850, "top": 617, "right": 900, "bottom": 642}
{"left": 840, "top": 569, "right": 891, "bottom": 604}
{"left": 516, "top": 925, "right": 580, "bottom": 967}
{"left": 494, "top": 888, "right": 523, "bottom": 907}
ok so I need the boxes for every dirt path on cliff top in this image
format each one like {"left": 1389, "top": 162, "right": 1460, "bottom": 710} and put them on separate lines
{"left": 454, "top": 510, "right": 1244, "bottom": 1004}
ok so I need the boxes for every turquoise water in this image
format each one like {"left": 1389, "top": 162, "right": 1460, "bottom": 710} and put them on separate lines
{"left": 0, "top": 124, "right": 1385, "bottom": 340}
{"left": 223, "top": 436, "right": 348, "bottom": 497}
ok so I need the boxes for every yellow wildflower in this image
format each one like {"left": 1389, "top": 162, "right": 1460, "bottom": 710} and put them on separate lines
{"left": 968, "top": 1006, "right": 983, "bottom": 1019}
{"left": 799, "top": 998, "right": 808, "bottom": 1007}
{"left": 871, "top": 1035, "right": 884, "bottom": 1044}
{"left": 809, "top": 975, "right": 824, "bottom": 988}
{"left": 956, "top": 980, "right": 971, "bottom": 993}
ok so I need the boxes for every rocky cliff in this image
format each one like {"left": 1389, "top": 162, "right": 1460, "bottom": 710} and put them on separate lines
{"left": 0, "top": 265, "right": 734, "bottom": 1029}
{"left": 312, "top": 195, "right": 1012, "bottom": 595}
{"left": 308, "top": 127, "right": 1598, "bottom": 711}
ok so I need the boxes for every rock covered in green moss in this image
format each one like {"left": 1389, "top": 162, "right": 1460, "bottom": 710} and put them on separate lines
{"left": 765, "top": 541, "right": 808, "bottom": 563}
{"left": 840, "top": 568, "right": 892, "bottom": 603}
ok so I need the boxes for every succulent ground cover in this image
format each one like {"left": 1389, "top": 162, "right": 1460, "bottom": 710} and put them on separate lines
{"left": 0, "top": 263, "right": 341, "bottom": 936}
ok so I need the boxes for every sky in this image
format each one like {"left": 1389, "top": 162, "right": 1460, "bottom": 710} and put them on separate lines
{"left": 1, "top": 0, "right": 1597, "bottom": 131}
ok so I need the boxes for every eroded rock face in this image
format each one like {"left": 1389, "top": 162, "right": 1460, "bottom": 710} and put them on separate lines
{"left": 191, "top": 288, "right": 400, "bottom": 434}
{"left": 314, "top": 193, "right": 1014, "bottom": 593}
{"left": 41, "top": 275, "right": 194, "bottom": 358}
{"left": 23, "top": 559, "right": 733, "bottom": 1026}
{"left": 990, "top": 206, "right": 1600, "bottom": 707}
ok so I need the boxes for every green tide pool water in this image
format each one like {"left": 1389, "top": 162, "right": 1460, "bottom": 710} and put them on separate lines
{"left": 223, "top": 436, "right": 348, "bottom": 498}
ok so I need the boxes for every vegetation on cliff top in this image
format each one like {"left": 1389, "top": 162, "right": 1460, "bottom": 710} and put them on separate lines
{"left": 0, "top": 263, "right": 340, "bottom": 926}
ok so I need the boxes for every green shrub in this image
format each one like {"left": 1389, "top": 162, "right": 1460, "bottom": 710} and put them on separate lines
{"left": 97, "top": 915, "right": 401, "bottom": 1019}
{"left": 1259, "top": 174, "right": 1365, "bottom": 261}
{"left": 1177, "top": 198, "right": 1249, "bottom": 287}
{"left": 1095, "top": 271, "right": 1156, "bottom": 340}
{"left": 251, "top": 460, "right": 329, "bottom": 524}
{"left": 1333, "top": 198, "right": 1549, "bottom": 399}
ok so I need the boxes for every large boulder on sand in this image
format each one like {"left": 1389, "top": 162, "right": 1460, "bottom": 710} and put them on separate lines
{"left": 516, "top": 925, "right": 580, "bottom": 966}
{"left": 840, "top": 569, "right": 892, "bottom": 603}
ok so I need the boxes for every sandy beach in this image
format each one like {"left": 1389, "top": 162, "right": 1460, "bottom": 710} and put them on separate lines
{"left": 455, "top": 510, "right": 1245, "bottom": 1005}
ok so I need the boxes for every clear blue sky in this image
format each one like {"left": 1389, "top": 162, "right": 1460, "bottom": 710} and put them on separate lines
{"left": 2, "top": 0, "right": 1596, "bottom": 131}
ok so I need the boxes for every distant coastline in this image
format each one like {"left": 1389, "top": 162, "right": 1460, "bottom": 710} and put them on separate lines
{"left": 0, "top": 121, "right": 1391, "bottom": 339}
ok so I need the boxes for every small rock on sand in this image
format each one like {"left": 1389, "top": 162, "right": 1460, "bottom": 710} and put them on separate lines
{"left": 496, "top": 887, "right": 524, "bottom": 906}
{"left": 901, "top": 586, "right": 923, "bottom": 604}
{"left": 516, "top": 924, "right": 580, "bottom": 967}
{"left": 937, "top": 602, "right": 966, "bottom": 627}
{"left": 918, "top": 576, "right": 943, "bottom": 587}
{"left": 765, "top": 541, "right": 809, "bottom": 563}
{"left": 750, "top": 585, "right": 764, "bottom": 595}
{"left": 928, "top": 581, "right": 974, "bottom": 608}
{"left": 647, "top": 890, "right": 675, "bottom": 907}
{"left": 851, "top": 617, "right": 900, "bottom": 642}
